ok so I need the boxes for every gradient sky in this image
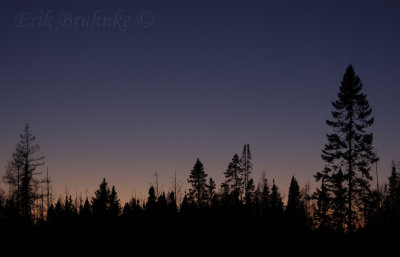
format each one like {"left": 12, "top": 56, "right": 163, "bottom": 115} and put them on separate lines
{"left": 1, "top": 0, "right": 400, "bottom": 204}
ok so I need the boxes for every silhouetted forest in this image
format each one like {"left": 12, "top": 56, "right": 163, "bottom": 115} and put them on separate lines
{"left": 1, "top": 66, "right": 400, "bottom": 250}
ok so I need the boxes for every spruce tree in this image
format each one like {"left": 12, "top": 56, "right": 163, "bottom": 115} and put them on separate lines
{"left": 157, "top": 192, "right": 168, "bottom": 209}
{"left": 286, "top": 176, "right": 303, "bottom": 217}
{"left": 261, "top": 178, "right": 271, "bottom": 213}
{"left": 318, "top": 65, "right": 378, "bottom": 232}
{"left": 109, "top": 186, "right": 121, "bottom": 217}
{"left": 46, "top": 204, "right": 55, "bottom": 223}
{"left": 286, "top": 176, "right": 306, "bottom": 230}
{"left": 64, "top": 194, "right": 75, "bottom": 221}
{"left": 270, "top": 180, "right": 284, "bottom": 217}
{"left": 122, "top": 202, "right": 131, "bottom": 217}
{"left": 187, "top": 158, "right": 208, "bottom": 207}
{"left": 54, "top": 199, "right": 63, "bottom": 223}
{"left": 386, "top": 162, "right": 400, "bottom": 216}
{"left": 313, "top": 168, "right": 331, "bottom": 230}
{"left": 167, "top": 192, "right": 178, "bottom": 215}
{"left": 179, "top": 193, "right": 191, "bottom": 215}
{"left": 223, "top": 154, "right": 242, "bottom": 201}
{"left": 91, "top": 178, "right": 110, "bottom": 219}
{"left": 79, "top": 197, "right": 91, "bottom": 221}
{"left": 146, "top": 186, "right": 157, "bottom": 212}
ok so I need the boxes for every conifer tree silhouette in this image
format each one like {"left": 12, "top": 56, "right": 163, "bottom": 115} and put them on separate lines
{"left": 261, "top": 177, "right": 271, "bottom": 213}
{"left": 187, "top": 158, "right": 208, "bottom": 207}
{"left": 91, "top": 178, "right": 110, "bottom": 219}
{"left": 79, "top": 197, "right": 91, "bottom": 221}
{"left": 285, "top": 176, "right": 306, "bottom": 230}
{"left": 316, "top": 65, "right": 378, "bottom": 232}
{"left": 222, "top": 154, "right": 243, "bottom": 203}
{"left": 109, "top": 186, "right": 121, "bottom": 217}
{"left": 270, "top": 180, "right": 284, "bottom": 217}
{"left": 3, "top": 124, "right": 45, "bottom": 221}
{"left": 387, "top": 162, "right": 400, "bottom": 214}
{"left": 146, "top": 186, "right": 157, "bottom": 212}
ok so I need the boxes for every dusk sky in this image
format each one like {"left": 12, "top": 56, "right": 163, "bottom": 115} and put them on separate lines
{"left": 1, "top": 0, "right": 399, "bottom": 204}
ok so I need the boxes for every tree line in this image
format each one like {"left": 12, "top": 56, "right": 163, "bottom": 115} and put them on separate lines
{"left": 1, "top": 65, "right": 400, "bottom": 237}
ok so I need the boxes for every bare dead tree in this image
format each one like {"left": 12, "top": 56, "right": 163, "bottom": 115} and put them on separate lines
{"left": 170, "top": 170, "right": 184, "bottom": 207}
{"left": 301, "top": 181, "right": 313, "bottom": 223}
{"left": 154, "top": 171, "right": 160, "bottom": 198}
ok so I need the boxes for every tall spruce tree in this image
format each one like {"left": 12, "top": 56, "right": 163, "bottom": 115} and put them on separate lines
{"left": 317, "top": 65, "right": 378, "bottom": 232}
{"left": 223, "top": 154, "right": 243, "bottom": 201}
{"left": 187, "top": 158, "right": 208, "bottom": 207}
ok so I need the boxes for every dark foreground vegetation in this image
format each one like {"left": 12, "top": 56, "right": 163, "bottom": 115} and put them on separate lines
{"left": 1, "top": 65, "right": 400, "bottom": 252}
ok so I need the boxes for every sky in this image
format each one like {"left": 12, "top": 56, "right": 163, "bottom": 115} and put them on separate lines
{"left": 1, "top": 0, "right": 400, "bottom": 204}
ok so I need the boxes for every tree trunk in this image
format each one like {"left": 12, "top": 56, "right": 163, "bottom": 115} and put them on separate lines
{"left": 348, "top": 116, "right": 353, "bottom": 233}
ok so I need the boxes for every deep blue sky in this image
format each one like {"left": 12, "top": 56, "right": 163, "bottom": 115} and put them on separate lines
{"left": 1, "top": 0, "right": 399, "bottom": 203}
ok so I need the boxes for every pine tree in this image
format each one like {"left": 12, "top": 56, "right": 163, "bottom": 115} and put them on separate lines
{"left": 179, "top": 193, "right": 191, "bottom": 215}
{"left": 313, "top": 168, "right": 331, "bottom": 230}
{"left": 187, "top": 158, "right": 208, "bottom": 207}
{"left": 286, "top": 176, "right": 303, "bottom": 217}
{"left": 2, "top": 124, "right": 45, "bottom": 221}
{"left": 91, "top": 178, "right": 110, "bottom": 219}
{"left": 46, "top": 204, "right": 55, "bottom": 223}
{"left": 223, "top": 154, "right": 243, "bottom": 201}
{"left": 122, "top": 202, "right": 130, "bottom": 217}
{"left": 319, "top": 65, "right": 378, "bottom": 232}
{"left": 147, "top": 186, "right": 157, "bottom": 210}
{"left": 167, "top": 192, "right": 178, "bottom": 215}
{"left": 270, "top": 180, "right": 284, "bottom": 217}
{"left": 157, "top": 192, "right": 168, "bottom": 211}
{"left": 261, "top": 178, "right": 271, "bottom": 213}
{"left": 253, "top": 185, "right": 262, "bottom": 212}
{"left": 64, "top": 194, "right": 74, "bottom": 221}
{"left": 109, "top": 186, "right": 121, "bottom": 217}
{"left": 386, "top": 162, "right": 400, "bottom": 216}
{"left": 123, "top": 197, "right": 142, "bottom": 218}
{"left": 53, "top": 199, "right": 63, "bottom": 223}
{"left": 79, "top": 197, "right": 91, "bottom": 220}
{"left": 286, "top": 176, "right": 306, "bottom": 230}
